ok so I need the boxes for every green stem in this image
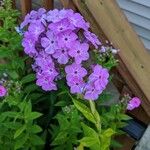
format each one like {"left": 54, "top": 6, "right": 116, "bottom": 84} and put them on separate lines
{"left": 89, "top": 100, "right": 101, "bottom": 134}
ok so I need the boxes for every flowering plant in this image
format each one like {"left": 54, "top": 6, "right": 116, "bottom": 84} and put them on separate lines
{"left": 21, "top": 8, "right": 110, "bottom": 101}
{"left": 0, "top": 1, "right": 142, "bottom": 149}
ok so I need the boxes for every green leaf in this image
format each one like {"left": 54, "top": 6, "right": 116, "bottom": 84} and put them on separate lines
{"left": 21, "top": 74, "right": 35, "bottom": 84}
{"left": 100, "top": 128, "right": 115, "bottom": 150}
{"left": 111, "top": 139, "right": 122, "bottom": 148}
{"left": 54, "top": 101, "right": 68, "bottom": 107}
{"left": 102, "top": 128, "right": 115, "bottom": 137}
{"left": 14, "top": 125, "right": 26, "bottom": 139}
{"left": 27, "top": 112, "right": 42, "bottom": 120}
{"left": 14, "top": 134, "right": 28, "bottom": 149}
{"left": 55, "top": 114, "right": 70, "bottom": 130}
{"left": 2, "top": 111, "right": 19, "bottom": 118}
{"left": 89, "top": 100, "right": 100, "bottom": 124}
{"left": 24, "top": 83, "right": 39, "bottom": 93}
{"left": 24, "top": 101, "right": 32, "bottom": 116}
{"left": 79, "top": 137, "right": 97, "bottom": 147}
{"left": 51, "top": 132, "right": 68, "bottom": 145}
{"left": 117, "top": 114, "right": 132, "bottom": 121}
{"left": 30, "top": 125, "right": 42, "bottom": 133}
{"left": 73, "top": 99, "right": 95, "bottom": 124}
{"left": 77, "top": 144, "right": 84, "bottom": 150}
{"left": 81, "top": 122, "right": 98, "bottom": 138}
{"left": 8, "top": 70, "right": 19, "bottom": 79}
{"left": 80, "top": 123, "right": 100, "bottom": 149}
{"left": 30, "top": 135, "right": 44, "bottom": 145}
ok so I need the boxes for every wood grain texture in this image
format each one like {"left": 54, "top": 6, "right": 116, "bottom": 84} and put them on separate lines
{"left": 20, "top": 0, "right": 32, "bottom": 18}
{"left": 42, "top": 0, "right": 54, "bottom": 10}
{"left": 115, "top": 135, "right": 136, "bottom": 150}
{"left": 60, "top": 0, "right": 76, "bottom": 10}
{"left": 12, "top": 0, "right": 16, "bottom": 8}
{"left": 74, "top": 0, "right": 150, "bottom": 116}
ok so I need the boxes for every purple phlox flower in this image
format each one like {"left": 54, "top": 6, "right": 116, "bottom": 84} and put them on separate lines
{"left": 37, "top": 8, "right": 46, "bottom": 18}
{"left": 28, "top": 20, "right": 45, "bottom": 40}
{"left": 67, "top": 77, "right": 85, "bottom": 94}
{"left": 32, "top": 63, "right": 39, "bottom": 72}
{"left": 89, "top": 64, "right": 109, "bottom": 91}
{"left": 30, "top": 10, "right": 38, "bottom": 19}
{"left": 37, "top": 8, "right": 47, "bottom": 25}
{"left": 35, "top": 51, "right": 54, "bottom": 70}
{"left": 20, "top": 14, "right": 31, "bottom": 29}
{"left": 68, "top": 41, "right": 89, "bottom": 64}
{"left": 36, "top": 72, "right": 57, "bottom": 91}
{"left": 100, "top": 46, "right": 106, "bottom": 53}
{"left": 21, "top": 9, "right": 46, "bottom": 29}
{"left": 84, "top": 83, "right": 102, "bottom": 100}
{"left": 42, "top": 67, "right": 59, "bottom": 80}
{"left": 22, "top": 33, "right": 37, "bottom": 57}
{"left": 46, "top": 9, "right": 73, "bottom": 23}
{"left": 53, "top": 47, "right": 69, "bottom": 64}
{"left": 46, "top": 9, "right": 60, "bottom": 23}
{"left": 40, "top": 14, "right": 47, "bottom": 26}
{"left": 69, "top": 12, "right": 89, "bottom": 30}
{"left": 65, "top": 63, "right": 87, "bottom": 80}
{"left": 57, "top": 30, "right": 78, "bottom": 48}
{"left": 41, "top": 31, "right": 58, "bottom": 54}
{"left": 0, "top": 85, "right": 7, "bottom": 97}
{"left": 127, "top": 97, "right": 141, "bottom": 110}
{"left": 84, "top": 31, "right": 101, "bottom": 48}
{"left": 48, "top": 18, "right": 75, "bottom": 34}
{"left": 59, "top": 9, "right": 74, "bottom": 19}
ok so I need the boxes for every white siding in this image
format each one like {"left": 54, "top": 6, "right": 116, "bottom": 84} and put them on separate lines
{"left": 116, "top": 0, "right": 150, "bottom": 50}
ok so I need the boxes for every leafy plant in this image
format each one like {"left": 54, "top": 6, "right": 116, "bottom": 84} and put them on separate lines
{"left": 0, "top": 91, "right": 44, "bottom": 150}
{"left": 0, "top": 0, "right": 27, "bottom": 79}
{"left": 50, "top": 105, "right": 82, "bottom": 150}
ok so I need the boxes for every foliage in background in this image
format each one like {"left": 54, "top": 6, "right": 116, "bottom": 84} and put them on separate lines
{"left": 0, "top": 87, "right": 44, "bottom": 150}
{"left": 0, "top": 1, "right": 45, "bottom": 149}
{"left": 0, "top": 0, "right": 27, "bottom": 80}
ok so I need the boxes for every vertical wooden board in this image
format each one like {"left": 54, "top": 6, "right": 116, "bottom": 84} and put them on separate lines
{"left": 127, "top": 106, "right": 150, "bottom": 125}
{"left": 78, "top": 0, "right": 150, "bottom": 115}
{"left": 12, "top": 0, "right": 16, "bottom": 8}
{"left": 117, "top": 57, "right": 150, "bottom": 115}
{"left": 60, "top": 0, "right": 76, "bottom": 10}
{"left": 20, "top": 0, "right": 32, "bottom": 18}
{"left": 42, "top": 0, "right": 54, "bottom": 10}
{"left": 115, "top": 135, "right": 136, "bottom": 150}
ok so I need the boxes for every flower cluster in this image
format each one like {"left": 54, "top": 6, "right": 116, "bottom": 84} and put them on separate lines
{"left": 21, "top": 8, "right": 109, "bottom": 100}
{"left": 127, "top": 97, "right": 141, "bottom": 110}
{"left": 0, "top": 85, "right": 7, "bottom": 97}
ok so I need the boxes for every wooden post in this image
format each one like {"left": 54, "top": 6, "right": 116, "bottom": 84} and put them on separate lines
{"left": 60, "top": 0, "right": 76, "bottom": 10}
{"left": 12, "top": 0, "right": 16, "bottom": 9}
{"left": 20, "top": 0, "right": 32, "bottom": 18}
{"left": 42, "top": 0, "right": 54, "bottom": 10}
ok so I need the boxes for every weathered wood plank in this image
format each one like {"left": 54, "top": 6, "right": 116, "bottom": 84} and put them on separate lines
{"left": 60, "top": 0, "right": 76, "bottom": 10}
{"left": 20, "top": 0, "right": 32, "bottom": 18}
{"left": 73, "top": 0, "right": 150, "bottom": 116}
{"left": 12, "top": 0, "right": 16, "bottom": 9}
{"left": 42, "top": 0, "right": 54, "bottom": 10}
